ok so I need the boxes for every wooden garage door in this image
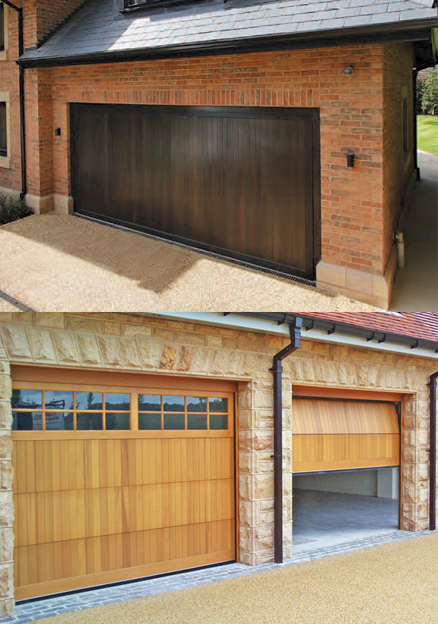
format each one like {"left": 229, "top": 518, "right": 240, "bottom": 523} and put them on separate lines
{"left": 293, "top": 399, "right": 400, "bottom": 473}
{"left": 71, "top": 104, "right": 320, "bottom": 278}
{"left": 11, "top": 367, "right": 236, "bottom": 600}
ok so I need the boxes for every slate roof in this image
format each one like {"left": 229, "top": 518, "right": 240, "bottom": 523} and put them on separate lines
{"left": 302, "top": 312, "right": 438, "bottom": 344}
{"left": 20, "top": 0, "right": 438, "bottom": 65}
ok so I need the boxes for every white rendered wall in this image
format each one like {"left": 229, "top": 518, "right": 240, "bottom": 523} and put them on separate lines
{"left": 293, "top": 470, "right": 378, "bottom": 497}
{"left": 294, "top": 468, "right": 399, "bottom": 498}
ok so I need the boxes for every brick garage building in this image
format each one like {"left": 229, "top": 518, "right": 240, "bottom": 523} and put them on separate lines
{"left": 0, "top": 1, "right": 437, "bottom": 308}
{"left": 0, "top": 311, "right": 437, "bottom": 616}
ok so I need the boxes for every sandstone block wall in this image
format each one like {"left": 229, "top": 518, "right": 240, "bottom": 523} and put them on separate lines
{"left": 0, "top": 355, "right": 14, "bottom": 619}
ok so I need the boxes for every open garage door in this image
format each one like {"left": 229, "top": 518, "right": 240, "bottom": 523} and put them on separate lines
{"left": 292, "top": 398, "right": 400, "bottom": 473}
{"left": 71, "top": 104, "right": 320, "bottom": 278}
{"left": 292, "top": 397, "right": 401, "bottom": 549}
{"left": 11, "top": 367, "right": 236, "bottom": 600}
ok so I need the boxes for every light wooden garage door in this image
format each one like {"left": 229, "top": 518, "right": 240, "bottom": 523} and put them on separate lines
{"left": 293, "top": 398, "right": 400, "bottom": 473}
{"left": 11, "top": 367, "right": 236, "bottom": 600}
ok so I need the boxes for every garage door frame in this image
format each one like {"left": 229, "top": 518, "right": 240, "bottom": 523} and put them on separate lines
{"left": 292, "top": 385, "right": 404, "bottom": 530}
{"left": 11, "top": 365, "right": 239, "bottom": 601}
{"left": 70, "top": 103, "right": 321, "bottom": 280}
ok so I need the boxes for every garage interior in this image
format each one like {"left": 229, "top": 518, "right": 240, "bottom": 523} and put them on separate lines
{"left": 292, "top": 396, "right": 401, "bottom": 553}
{"left": 292, "top": 468, "right": 400, "bottom": 553}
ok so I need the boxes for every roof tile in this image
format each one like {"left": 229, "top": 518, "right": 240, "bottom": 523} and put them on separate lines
{"left": 303, "top": 313, "right": 438, "bottom": 343}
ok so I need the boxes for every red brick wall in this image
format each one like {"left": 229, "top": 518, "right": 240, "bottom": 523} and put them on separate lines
{"left": 0, "top": 7, "right": 21, "bottom": 192}
{"left": 382, "top": 43, "right": 414, "bottom": 269}
{"left": 46, "top": 44, "right": 386, "bottom": 273}
{"left": 25, "top": 69, "right": 53, "bottom": 197}
{"left": 3, "top": 39, "right": 415, "bottom": 276}
{"left": 33, "top": 0, "right": 87, "bottom": 45}
{"left": 0, "top": 0, "right": 83, "bottom": 194}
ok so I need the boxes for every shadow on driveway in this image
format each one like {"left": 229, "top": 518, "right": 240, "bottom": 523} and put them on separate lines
{"left": 0, "top": 214, "right": 199, "bottom": 295}
{"left": 0, "top": 210, "right": 379, "bottom": 312}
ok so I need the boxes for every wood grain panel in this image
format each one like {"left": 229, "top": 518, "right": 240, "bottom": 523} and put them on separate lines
{"left": 16, "top": 520, "right": 235, "bottom": 600}
{"left": 12, "top": 370, "right": 236, "bottom": 600}
{"left": 293, "top": 399, "right": 400, "bottom": 473}
{"left": 293, "top": 400, "right": 399, "bottom": 435}
{"left": 71, "top": 104, "right": 319, "bottom": 277}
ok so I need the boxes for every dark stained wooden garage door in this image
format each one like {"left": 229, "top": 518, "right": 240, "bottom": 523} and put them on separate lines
{"left": 71, "top": 104, "right": 320, "bottom": 277}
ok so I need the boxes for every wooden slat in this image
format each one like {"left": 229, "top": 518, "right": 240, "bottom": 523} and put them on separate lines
{"left": 71, "top": 104, "right": 317, "bottom": 275}
{"left": 14, "top": 522, "right": 235, "bottom": 601}
{"left": 12, "top": 369, "right": 236, "bottom": 598}
{"left": 293, "top": 399, "right": 400, "bottom": 473}
{"left": 293, "top": 400, "right": 399, "bottom": 435}
{"left": 11, "top": 365, "right": 238, "bottom": 393}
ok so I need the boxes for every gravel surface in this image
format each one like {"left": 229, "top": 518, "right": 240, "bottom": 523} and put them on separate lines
{"left": 0, "top": 298, "right": 19, "bottom": 312}
{"left": 0, "top": 214, "right": 378, "bottom": 312}
{"left": 35, "top": 533, "right": 438, "bottom": 624}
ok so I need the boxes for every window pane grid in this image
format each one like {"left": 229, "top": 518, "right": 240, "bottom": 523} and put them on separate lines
{"left": 138, "top": 395, "right": 229, "bottom": 431}
{"left": 13, "top": 390, "right": 230, "bottom": 432}
{"left": 12, "top": 390, "right": 132, "bottom": 431}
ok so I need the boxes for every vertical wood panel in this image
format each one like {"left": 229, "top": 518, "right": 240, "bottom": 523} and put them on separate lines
{"left": 13, "top": 390, "right": 235, "bottom": 600}
{"left": 72, "top": 104, "right": 317, "bottom": 276}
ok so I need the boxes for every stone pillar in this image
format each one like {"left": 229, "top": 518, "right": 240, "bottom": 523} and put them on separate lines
{"left": 238, "top": 368, "right": 293, "bottom": 565}
{"left": 0, "top": 358, "right": 14, "bottom": 617}
{"left": 282, "top": 372, "right": 293, "bottom": 560}
{"left": 402, "top": 392, "right": 430, "bottom": 531}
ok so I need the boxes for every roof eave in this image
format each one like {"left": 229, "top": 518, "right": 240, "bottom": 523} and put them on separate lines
{"left": 17, "top": 18, "right": 437, "bottom": 68}
{"left": 236, "top": 313, "right": 438, "bottom": 353}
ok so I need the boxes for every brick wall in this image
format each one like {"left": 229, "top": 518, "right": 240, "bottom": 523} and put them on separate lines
{"left": 382, "top": 42, "right": 415, "bottom": 269}
{"left": 0, "top": 0, "right": 84, "bottom": 195}
{"left": 0, "top": 7, "right": 21, "bottom": 193}
{"left": 0, "top": 311, "right": 436, "bottom": 613}
{"left": 47, "top": 43, "right": 387, "bottom": 273}
{"left": 1, "top": 36, "right": 417, "bottom": 277}
{"left": 33, "top": 1, "right": 88, "bottom": 45}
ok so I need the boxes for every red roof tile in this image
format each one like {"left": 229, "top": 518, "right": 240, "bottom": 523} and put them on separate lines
{"left": 301, "top": 313, "right": 438, "bottom": 344}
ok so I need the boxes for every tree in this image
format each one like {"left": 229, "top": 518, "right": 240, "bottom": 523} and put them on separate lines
{"left": 420, "top": 66, "right": 438, "bottom": 115}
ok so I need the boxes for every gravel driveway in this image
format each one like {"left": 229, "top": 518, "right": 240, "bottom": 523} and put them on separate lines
{"left": 34, "top": 532, "right": 438, "bottom": 624}
{"left": 0, "top": 214, "right": 377, "bottom": 312}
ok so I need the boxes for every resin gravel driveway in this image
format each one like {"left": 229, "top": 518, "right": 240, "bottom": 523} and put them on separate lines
{"left": 35, "top": 533, "right": 438, "bottom": 624}
{"left": 0, "top": 214, "right": 377, "bottom": 312}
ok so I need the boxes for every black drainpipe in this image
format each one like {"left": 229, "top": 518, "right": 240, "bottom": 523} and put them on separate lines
{"left": 3, "top": 0, "right": 27, "bottom": 200}
{"left": 413, "top": 68, "right": 420, "bottom": 181}
{"left": 271, "top": 316, "right": 302, "bottom": 564}
{"left": 429, "top": 372, "right": 438, "bottom": 531}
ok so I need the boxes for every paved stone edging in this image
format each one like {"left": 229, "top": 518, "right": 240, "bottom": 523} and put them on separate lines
{"left": 7, "top": 529, "right": 436, "bottom": 624}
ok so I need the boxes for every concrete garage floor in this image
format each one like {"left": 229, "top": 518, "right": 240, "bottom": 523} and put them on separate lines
{"left": 292, "top": 490, "right": 399, "bottom": 555}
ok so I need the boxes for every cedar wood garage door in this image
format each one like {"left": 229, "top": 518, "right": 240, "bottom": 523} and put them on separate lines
{"left": 11, "top": 367, "right": 236, "bottom": 600}
{"left": 292, "top": 398, "right": 401, "bottom": 473}
{"left": 71, "top": 104, "right": 320, "bottom": 278}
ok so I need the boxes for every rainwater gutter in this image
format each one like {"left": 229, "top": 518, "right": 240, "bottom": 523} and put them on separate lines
{"left": 429, "top": 371, "right": 438, "bottom": 530}
{"left": 2, "top": 0, "right": 26, "bottom": 200}
{"left": 271, "top": 316, "right": 302, "bottom": 564}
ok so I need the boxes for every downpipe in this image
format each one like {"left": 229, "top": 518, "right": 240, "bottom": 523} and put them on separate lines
{"left": 429, "top": 372, "right": 438, "bottom": 531}
{"left": 2, "top": 0, "right": 27, "bottom": 200}
{"left": 271, "top": 317, "right": 302, "bottom": 564}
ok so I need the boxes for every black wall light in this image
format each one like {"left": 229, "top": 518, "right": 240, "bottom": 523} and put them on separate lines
{"left": 347, "top": 151, "right": 355, "bottom": 167}
{"left": 55, "top": 128, "right": 61, "bottom": 136}
{"left": 344, "top": 65, "right": 354, "bottom": 76}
